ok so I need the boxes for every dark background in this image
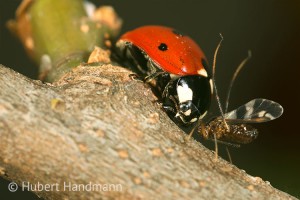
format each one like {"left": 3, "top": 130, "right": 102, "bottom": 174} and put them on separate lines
{"left": 1, "top": 0, "right": 299, "bottom": 199}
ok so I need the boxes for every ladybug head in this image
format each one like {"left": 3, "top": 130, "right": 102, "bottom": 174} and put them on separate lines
{"left": 162, "top": 75, "right": 212, "bottom": 127}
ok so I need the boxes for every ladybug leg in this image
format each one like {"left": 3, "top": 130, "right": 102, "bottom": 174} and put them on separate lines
{"left": 144, "top": 72, "right": 168, "bottom": 83}
{"left": 162, "top": 84, "right": 181, "bottom": 122}
{"left": 129, "top": 73, "right": 143, "bottom": 82}
{"left": 162, "top": 105, "right": 176, "bottom": 115}
{"left": 187, "top": 119, "right": 204, "bottom": 140}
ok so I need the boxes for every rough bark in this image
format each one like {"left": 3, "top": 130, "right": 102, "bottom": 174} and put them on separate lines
{"left": 0, "top": 64, "right": 296, "bottom": 200}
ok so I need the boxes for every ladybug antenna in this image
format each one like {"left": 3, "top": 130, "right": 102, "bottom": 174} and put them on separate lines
{"left": 224, "top": 50, "right": 252, "bottom": 113}
{"left": 212, "top": 33, "right": 229, "bottom": 130}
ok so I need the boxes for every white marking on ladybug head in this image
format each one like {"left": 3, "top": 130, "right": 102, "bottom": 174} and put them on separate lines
{"left": 190, "top": 118, "right": 198, "bottom": 123}
{"left": 177, "top": 85, "right": 193, "bottom": 103}
{"left": 183, "top": 109, "right": 191, "bottom": 116}
{"left": 197, "top": 68, "right": 208, "bottom": 77}
{"left": 177, "top": 114, "right": 194, "bottom": 124}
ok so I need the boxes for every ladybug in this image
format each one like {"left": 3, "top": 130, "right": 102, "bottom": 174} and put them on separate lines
{"left": 115, "top": 25, "right": 213, "bottom": 128}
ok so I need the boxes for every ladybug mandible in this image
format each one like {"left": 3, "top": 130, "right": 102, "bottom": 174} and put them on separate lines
{"left": 115, "top": 25, "right": 213, "bottom": 127}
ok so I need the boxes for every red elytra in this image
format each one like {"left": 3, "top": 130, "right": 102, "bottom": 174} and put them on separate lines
{"left": 119, "top": 25, "right": 208, "bottom": 77}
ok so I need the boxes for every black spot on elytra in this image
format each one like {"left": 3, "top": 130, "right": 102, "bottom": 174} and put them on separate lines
{"left": 172, "top": 29, "right": 184, "bottom": 37}
{"left": 158, "top": 43, "right": 168, "bottom": 51}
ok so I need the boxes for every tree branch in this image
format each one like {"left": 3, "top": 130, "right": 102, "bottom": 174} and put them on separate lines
{"left": 0, "top": 64, "right": 296, "bottom": 199}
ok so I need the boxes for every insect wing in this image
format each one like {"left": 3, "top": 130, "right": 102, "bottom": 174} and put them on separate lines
{"left": 224, "top": 98, "right": 283, "bottom": 123}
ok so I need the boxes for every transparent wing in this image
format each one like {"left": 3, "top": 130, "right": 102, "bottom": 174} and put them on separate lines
{"left": 224, "top": 98, "right": 284, "bottom": 123}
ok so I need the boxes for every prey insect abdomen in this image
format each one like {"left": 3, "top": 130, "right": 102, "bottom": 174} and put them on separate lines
{"left": 200, "top": 118, "right": 258, "bottom": 145}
